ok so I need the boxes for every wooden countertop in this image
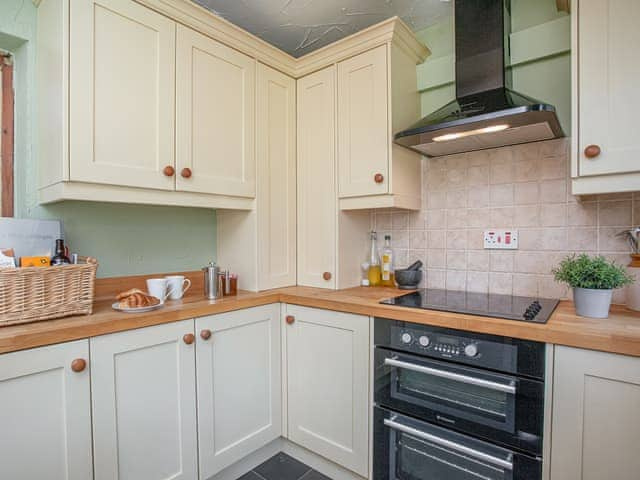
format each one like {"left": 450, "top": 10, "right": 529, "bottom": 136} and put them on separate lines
{"left": 1, "top": 286, "right": 640, "bottom": 356}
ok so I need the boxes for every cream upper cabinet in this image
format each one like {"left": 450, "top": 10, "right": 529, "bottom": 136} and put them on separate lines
{"left": 572, "top": 0, "right": 640, "bottom": 194}
{"left": 550, "top": 346, "right": 640, "bottom": 480}
{"left": 284, "top": 305, "right": 370, "bottom": 477}
{"left": 195, "top": 305, "right": 282, "bottom": 478}
{"left": 69, "top": 0, "right": 176, "bottom": 190}
{"left": 176, "top": 25, "right": 256, "bottom": 197}
{"left": 297, "top": 66, "right": 337, "bottom": 289}
{"left": 0, "top": 341, "right": 93, "bottom": 480}
{"left": 90, "top": 320, "right": 198, "bottom": 480}
{"left": 338, "top": 45, "right": 389, "bottom": 198}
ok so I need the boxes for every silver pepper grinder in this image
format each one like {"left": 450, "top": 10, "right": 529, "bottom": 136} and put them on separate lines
{"left": 203, "top": 262, "right": 222, "bottom": 299}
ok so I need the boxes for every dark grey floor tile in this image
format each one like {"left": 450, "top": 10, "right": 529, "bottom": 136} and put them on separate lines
{"left": 237, "top": 471, "right": 264, "bottom": 480}
{"left": 300, "top": 469, "right": 332, "bottom": 480}
{"left": 254, "top": 453, "right": 311, "bottom": 480}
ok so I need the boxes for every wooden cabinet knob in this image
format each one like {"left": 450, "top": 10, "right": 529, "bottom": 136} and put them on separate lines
{"left": 71, "top": 358, "right": 86, "bottom": 373}
{"left": 163, "top": 165, "right": 175, "bottom": 177}
{"left": 183, "top": 333, "right": 195, "bottom": 345}
{"left": 584, "top": 145, "right": 601, "bottom": 158}
{"left": 181, "top": 167, "right": 192, "bottom": 178}
{"left": 323, "top": 271, "right": 332, "bottom": 281}
{"left": 374, "top": 173, "right": 384, "bottom": 183}
{"left": 285, "top": 315, "right": 295, "bottom": 325}
{"left": 200, "top": 329, "right": 212, "bottom": 340}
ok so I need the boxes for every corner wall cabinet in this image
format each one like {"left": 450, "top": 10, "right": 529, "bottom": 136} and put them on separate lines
{"left": 571, "top": 0, "right": 640, "bottom": 195}
{"left": 284, "top": 305, "right": 370, "bottom": 477}
{"left": 0, "top": 340, "right": 93, "bottom": 480}
{"left": 550, "top": 346, "right": 640, "bottom": 479}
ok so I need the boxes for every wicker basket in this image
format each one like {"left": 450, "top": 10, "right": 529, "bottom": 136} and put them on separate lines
{"left": 0, "top": 261, "right": 98, "bottom": 326}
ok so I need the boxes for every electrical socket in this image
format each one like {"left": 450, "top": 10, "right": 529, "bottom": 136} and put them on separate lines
{"left": 484, "top": 229, "right": 518, "bottom": 249}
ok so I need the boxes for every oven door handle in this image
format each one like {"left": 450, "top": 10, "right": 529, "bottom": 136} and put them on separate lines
{"left": 384, "top": 418, "right": 514, "bottom": 471}
{"left": 384, "top": 357, "right": 516, "bottom": 395}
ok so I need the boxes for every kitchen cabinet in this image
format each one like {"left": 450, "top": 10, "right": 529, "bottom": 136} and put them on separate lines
{"left": 571, "top": 0, "right": 640, "bottom": 194}
{"left": 176, "top": 25, "right": 256, "bottom": 198}
{"left": 550, "top": 346, "right": 640, "bottom": 479}
{"left": 90, "top": 320, "right": 198, "bottom": 480}
{"left": 217, "top": 63, "right": 297, "bottom": 291}
{"left": 296, "top": 66, "right": 338, "bottom": 289}
{"left": 195, "top": 304, "right": 282, "bottom": 478}
{"left": 337, "top": 44, "right": 424, "bottom": 210}
{"left": 0, "top": 340, "right": 93, "bottom": 480}
{"left": 284, "top": 305, "right": 370, "bottom": 477}
{"left": 69, "top": 0, "right": 176, "bottom": 191}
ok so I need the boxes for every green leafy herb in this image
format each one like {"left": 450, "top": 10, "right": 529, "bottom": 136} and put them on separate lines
{"left": 552, "top": 254, "right": 634, "bottom": 290}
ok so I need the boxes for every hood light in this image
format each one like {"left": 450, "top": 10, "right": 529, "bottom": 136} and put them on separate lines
{"left": 433, "top": 124, "right": 510, "bottom": 142}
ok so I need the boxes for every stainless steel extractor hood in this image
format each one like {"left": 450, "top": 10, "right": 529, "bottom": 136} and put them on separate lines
{"left": 395, "top": 0, "right": 564, "bottom": 157}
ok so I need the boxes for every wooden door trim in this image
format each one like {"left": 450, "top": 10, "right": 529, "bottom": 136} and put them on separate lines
{"left": 1, "top": 57, "right": 14, "bottom": 217}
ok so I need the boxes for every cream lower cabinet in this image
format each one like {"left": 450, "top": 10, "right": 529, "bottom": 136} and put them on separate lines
{"left": 571, "top": 0, "right": 640, "bottom": 194}
{"left": 284, "top": 305, "right": 370, "bottom": 477}
{"left": 550, "top": 346, "right": 640, "bottom": 479}
{"left": 0, "top": 341, "right": 93, "bottom": 480}
{"left": 90, "top": 320, "right": 198, "bottom": 480}
{"left": 195, "top": 304, "right": 282, "bottom": 479}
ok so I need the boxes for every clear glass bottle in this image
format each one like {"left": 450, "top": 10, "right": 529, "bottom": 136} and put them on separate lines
{"left": 380, "top": 235, "right": 394, "bottom": 287}
{"left": 367, "top": 231, "right": 381, "bottom": 286}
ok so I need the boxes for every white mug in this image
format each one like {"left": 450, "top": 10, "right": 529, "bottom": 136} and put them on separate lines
{"left": 146, "top": 278, "right": 175, "bottom": 303}
{"left": 165, "top": 275, "right": 191, "bottom": 300}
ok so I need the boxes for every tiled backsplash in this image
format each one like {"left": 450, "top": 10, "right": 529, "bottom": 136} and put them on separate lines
{"left": 372, "top": 139, "right": 638, "bottom": 303}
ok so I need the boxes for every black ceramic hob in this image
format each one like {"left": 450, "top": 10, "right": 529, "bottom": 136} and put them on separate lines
{"left": 380, "top": 288, "right": 560, "bottom": 324}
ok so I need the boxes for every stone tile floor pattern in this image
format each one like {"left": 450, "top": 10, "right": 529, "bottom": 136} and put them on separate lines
{"left": 237, "top": 452, "right": 332, "bottom": 480}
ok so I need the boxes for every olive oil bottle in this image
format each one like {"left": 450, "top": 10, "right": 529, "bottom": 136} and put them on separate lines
{"left": 380, "top": 235, "right": 394, "bottom": 287}
{"left": 367, "top": 231, "right": 381, "bottom": 286}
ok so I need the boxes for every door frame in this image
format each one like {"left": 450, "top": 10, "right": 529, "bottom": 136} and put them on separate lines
{"left": 1, "top": 54, "right": 14, "bottom": 217}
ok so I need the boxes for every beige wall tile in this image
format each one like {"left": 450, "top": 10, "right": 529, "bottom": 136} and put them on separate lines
{"left": 490, "top": 184, "right": 514, "bottom": 206}
{"left": 540, "top": 228, "right": 568, "bottom": 250}
{"left": 426, "top": 209, "right": 447, "bottom": 229}
{"left": 468, "top": 208, "right": 490, "bottom": 227}
{"left": 568, "top": 202, "right": 597, "bottom": 226}
{"left": 514, "top": 252, "right": 548, "bottom": 274}
{"left": 514, "top": 182, "right": 539, "bottom": 205}
{"left": 392, "top": 230, "right": 409, "bottom": 249}
{"left": 467, "top": 186, "right": 490, "bottom": 207}
{"left": 513, "top": 273, "right": 538, "bottom": 296}
{"left": 428, "top": 230, "right": 446, "bottom": 249}
{"left": 468, "top": 165, "right": 490, "bottom": 186}
{"left": 568, "top": 227, "right": 597, "bottom": 251}
{"left": 392, "top": 212, "right": 409, "bottom": 230}
{"left": 599, "top": 227, "right": 631, "bottom": 252}
{"left": 375, "top": 213, "right": 392, "bottom": 230}
{"left": 447, "top": 168, "right": 467, "bottom": 189}
{"left": 538, "top": 274, "right": 568, "bottom": 299}
{"left": 539, "top": 156, "right": 567, "bottom": 180}
{"left": 393, "top": 249, "right": 409, "bottom": 268}
{"left": 426, "top": 269, "right": 446, "bottom": 289}
{"left": 514, "top": 160, "right": 539, "bottom": 183}
{"left": 447, "top": 208, "right": 469, "bottom": 228}
{"left": 446, "top": 230, "right": 467, "bottom": 249}
{"left": 427, "top": 249, "right": 446, "bottom": 268}
{"left": 467, "top": 271, "right": 489, "bottom": 293}
{"left": 514, "top": 205, "right": 540, "bottom": 227}
{"left": 427, "top": 168, "right": 447, "bottom": 190}
{"left": 540, "top": 179, "right": 567, "bottom": 203}
{"left": 490, "top": 251, "right": 514, "bottom": 272}
{"left": 446, "top": 250, "right": 467, "bottom": 270}
{"left": 409, "top": 212, "right": 426, "bottom": 230}
{"left": 409, "top": 230, "right": 428, "bottom": 249}
{"left": 598, "top": 200, "right": 632, "bottom": 226}
{"left": 489, "top": 272, "right": 513, "bottom": 295}
{"left": 540, "top": 204, "right": 567, "bottom": 227}
{"left": 427, "top": 190, "right": 447, "bottom": 210}
{"left": 490, "top": 207, "right": 515, "bottom": 227}
{"left": 490, "top": 162, "right": 514, "bottom": 184}
{"left": 447, "top": 189, "right": 467, "bottom": 208}
{"left": 468, "top": 250, "right": 489, "bottom": 271}
{"left": 446, "top": 270, "right": 467, "bottom": 290}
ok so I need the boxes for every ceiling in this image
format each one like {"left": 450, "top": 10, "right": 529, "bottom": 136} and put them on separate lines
{"left": 192, "top": 0, "right": 452, "bottom": 57}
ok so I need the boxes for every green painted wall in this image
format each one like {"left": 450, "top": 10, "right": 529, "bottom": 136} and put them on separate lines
{"left": 415, "top": 0, "right": 571, "bottom": 134}
{"left": 1, "top": 0, "right": 217, "bottom": 278}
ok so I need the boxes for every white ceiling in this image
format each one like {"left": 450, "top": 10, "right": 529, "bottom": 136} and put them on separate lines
{"left": 192, "top": 0, "right": 452, "bottom": 57}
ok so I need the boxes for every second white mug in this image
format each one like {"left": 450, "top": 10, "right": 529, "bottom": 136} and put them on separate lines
{"left": 146, "top": 278, "right": 173, "bottom": 303}
{"left": 166, "top": 275, "right": 191, "bottom": 300}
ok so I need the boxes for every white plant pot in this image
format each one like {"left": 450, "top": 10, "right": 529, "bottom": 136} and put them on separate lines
{"left": 573, "top": 287, "right": 613, "bottom": 319}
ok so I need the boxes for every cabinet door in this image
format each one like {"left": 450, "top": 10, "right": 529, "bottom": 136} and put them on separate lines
{"left": 0, "top": 341, "right": 93, "bottom": 480}
{"left": 297, "top": 66, "right": 337, "bottom": 288}
{"left": 285, "top": 305, "right": 369, "bottom": 477}
{"left": 176, "top": 25, "right": 256, "bottom": 197}
{"left": 70, "top": 0, "right": 176, "bottom": 190}
{"left": 257, "top": 63, "right": 297, "bottom": 289}
{"left": 196, "top": 304, "right": 282, "bottom": 478}
{"left": 337, "top": 45, "right": 389, "bottom": 197}
{"left": 91, "top": 320, "right": 198, "bottom": 480}
{"left": 578, "top": 0, "right": 640, "bottom": 176}
{"left": 550, "top": 346, "right": 640, "bottom": 480}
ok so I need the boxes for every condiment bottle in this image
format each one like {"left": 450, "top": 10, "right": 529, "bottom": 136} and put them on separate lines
{"left": 380, "top": 234, "right": 394, "bottom": 287}
{"left": 367, "top": 231, "right": 381, "bottom": 286}
{"left": 51, "top": 239, "right": 71, "bottom": 266}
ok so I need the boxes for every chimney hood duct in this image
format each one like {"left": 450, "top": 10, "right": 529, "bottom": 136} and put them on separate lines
{"left": 395, "top": 0, "right": 564, "bottom": 157}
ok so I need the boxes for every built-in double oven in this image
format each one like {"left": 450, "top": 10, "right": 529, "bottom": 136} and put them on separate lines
{"left": 373, "top": 318, "right": 546, "bottom": 480}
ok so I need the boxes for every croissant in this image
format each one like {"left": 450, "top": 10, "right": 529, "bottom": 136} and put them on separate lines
{"left": 116, "top": 289, "right": 161, "bottom": 308}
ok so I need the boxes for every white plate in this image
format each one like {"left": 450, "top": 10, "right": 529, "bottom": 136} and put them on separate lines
{"left": 112, "top": 301, "right": 164, "bottom": 313}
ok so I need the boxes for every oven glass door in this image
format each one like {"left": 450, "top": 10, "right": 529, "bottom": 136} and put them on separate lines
{"left": 375, "top": 347, "right": 543, "bottom": 453}
{"left": 374, "top": 407, "right": 542, "bottom": 480}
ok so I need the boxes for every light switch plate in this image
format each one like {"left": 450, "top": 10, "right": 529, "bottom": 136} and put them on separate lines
{"left": 484, "top": 229, "right": 518, "bottom": 249}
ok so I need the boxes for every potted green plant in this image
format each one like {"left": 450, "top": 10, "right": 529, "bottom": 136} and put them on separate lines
{"left": 552, "top": 254, "right": 634, "bottom": 318}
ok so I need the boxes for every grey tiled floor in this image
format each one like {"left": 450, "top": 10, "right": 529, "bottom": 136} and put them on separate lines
{"left": 238, "top": 453, "right": 332, "bottom": 480}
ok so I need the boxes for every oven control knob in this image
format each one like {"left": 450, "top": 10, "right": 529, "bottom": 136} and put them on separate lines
{"left": 401, "top": 333, "right": 413, "bottom": 344}
{"left": 418, "top": 335, "right": 430, "bottom": 347}
{"left": 464, "top": 344, "right": 478, "bottom": 358}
